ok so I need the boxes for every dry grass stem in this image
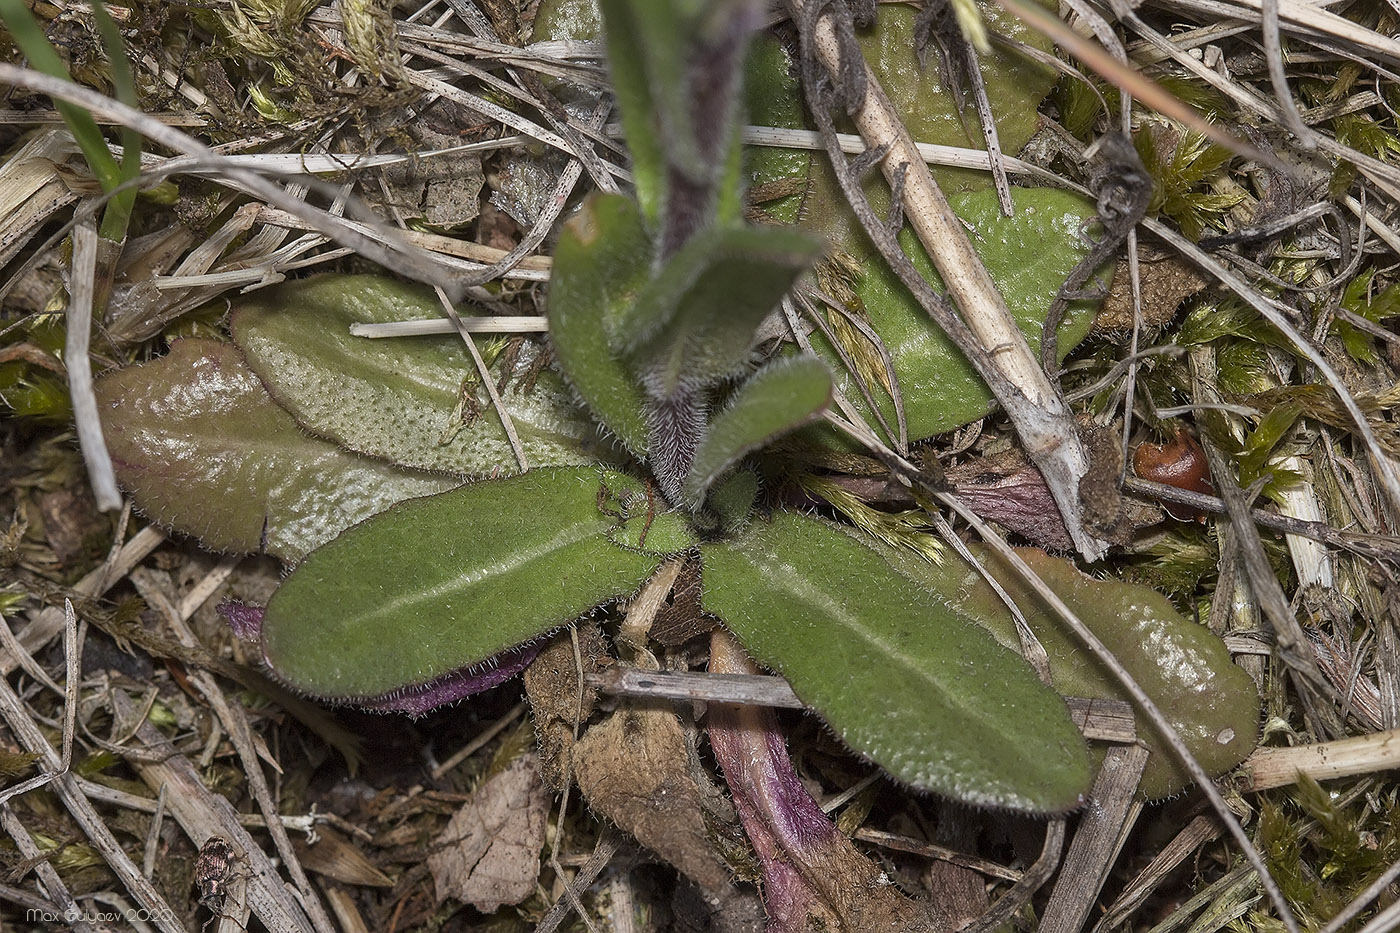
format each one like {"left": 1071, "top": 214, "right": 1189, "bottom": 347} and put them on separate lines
{"left": 1239, "top": 728, "right": 1400, "bottom": 791}
{"left": 1040, "top": 744, "right": 1149, "bottom": 933}
{"left": 108, "top": 690, "right": 318, "bottom": 933}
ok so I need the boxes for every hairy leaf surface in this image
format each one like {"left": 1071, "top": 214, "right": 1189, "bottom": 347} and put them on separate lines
{"left": 617, "top": 225, "right": 823, "bottom": 396}
{"left": 260, "top": 467, "right": 674, "bottom": 700}
{"left": 232, "top": 275, "right": 595, "bottom": 475}
{"left": 94, "top": 339, "right": 456, "bottom": 562}
{"left": 547, "top": 194, "right": 653, "bottom": 456}
{"left": 865, "top": 538, "right": 1260, "bottom": 797}
{"left": 683, "top": 356, "right": 832, "bottom": 506}
{"left": 701, "top": 512, "right": 1092, "bottom": 811}
{"left": 948, "top": 547, "right": 1260, "bottom": 798}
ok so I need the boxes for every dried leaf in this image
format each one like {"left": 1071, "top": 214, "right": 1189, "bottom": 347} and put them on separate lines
{"left": 427, "top": 753, "right": 548, "bottom": 912}
{"left": 573, "top": 702, "right": 741, "bottom": 893}
{"left": 293, "top": 827, "right": 393, "bottom": 888}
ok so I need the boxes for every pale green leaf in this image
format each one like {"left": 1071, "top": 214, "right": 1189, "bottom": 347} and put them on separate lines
{"left": 232, "top": 275, "right": 596, "bottom": 476}
{"left": 547, "top": 194, "right": 653, "bottom": 456}
{"left": 94, "top": 339, "right": 457, "bottom": 562}
{"left": 809, "top": 187, "right": 1108, "bottom": 443}
{"left": 701, "top": 512, "right": 1092, "bottom": 811}
{"left": 598, "top": 0, "right": 682, "bottom": 222}
{"left": 261, "top": 467, "right": 669, "bottom": 700}
{"left": 743, "top": 36, "right": 810, "bottom": 225}
{"left": 683, "top": 356, "right": 832, "bottom": 506}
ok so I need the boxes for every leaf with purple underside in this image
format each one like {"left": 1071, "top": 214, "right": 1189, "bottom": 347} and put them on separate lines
{"left": 217, "top": 600, "right": 264, "bottom": 642}
{"left": 94, "top": 339, "right": 457, "bottom": 562}
{"left": 259, "top": 467, "right": 684, "bottom": 701}
{"left": 356, "top": 645, "right": 541, "bottom": 717}
{"left": 221, "top": 601, "right": 539, "bottom": 717}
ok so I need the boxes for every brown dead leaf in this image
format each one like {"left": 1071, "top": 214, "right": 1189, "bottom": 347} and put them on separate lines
{"left": 650, "top": 556, "right": 716, "bottom": 648}
{"left": 38, "top": 484, "right": 106, "bottom": 567}
{"left": 377, "top": 126, "right": 486, "bottom": 228}
{"left": 426, "top": 752, "right": 548, "bottom": 912}
{"left": 293, "top": 827, "right": 393, "bottom": 888}
{"left": 573, "top": 702, "right": 741, "bottom": 894}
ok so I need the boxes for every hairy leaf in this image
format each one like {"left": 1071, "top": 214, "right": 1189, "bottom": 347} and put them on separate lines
{"left": 94, "top": 339, "right": 456, "bottom": 562}
{"left": 597, "top": 0, "right": 674, "bottom": 222}
{"left": 547, "top": 194, "right": 653, "bottom": 456}
{"left": 683, "top": 356, "right": 832, "bottom": 506}
{"left": 707, "top": 469, "right": 759, "bottom": 534}
{"left": 617, "top": 225, "right": 823, "bottom": 396}
{"left": 260, "top": 467, "right": 675, "bottom": 700}
{"left": 232, "top": 275, "right": 595, "bottom": 475}
{"left": 878, "top": 543, "right": 1261, "bottom": 799}
{"left": 701, "top": 512, "right": 1092, "bottom": 811}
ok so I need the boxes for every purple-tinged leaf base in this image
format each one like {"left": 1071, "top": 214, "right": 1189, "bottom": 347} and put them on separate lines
{"left": 707, "top": 631, "right": 938, "bottom": 932}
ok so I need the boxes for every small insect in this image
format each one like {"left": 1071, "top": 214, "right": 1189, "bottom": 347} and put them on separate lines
{"left": 195, "top": 836, "right": 239, "bottom": 924}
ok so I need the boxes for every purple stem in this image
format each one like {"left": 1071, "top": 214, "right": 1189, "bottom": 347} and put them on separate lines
{"left": 707, "top": 631, "right": 842, "bottom": 931}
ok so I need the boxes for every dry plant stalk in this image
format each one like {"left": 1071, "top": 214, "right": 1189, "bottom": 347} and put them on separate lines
{"left": 1239, "top": 728, "right": 1400, "bottom": 791}
{"left": 784, "top": 0, "right": 1111, "bottom": 561}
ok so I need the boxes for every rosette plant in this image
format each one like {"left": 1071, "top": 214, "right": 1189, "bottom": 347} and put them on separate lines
{"left": 95, "top": 0, "right": 1259, "bottom": 828}
{"left": 250, "top": 0, "right": 1104, "bottom": 812}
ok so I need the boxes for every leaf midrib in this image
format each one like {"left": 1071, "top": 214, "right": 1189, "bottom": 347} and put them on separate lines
{"left": 347, "top": 515, "right": 606, "bottom": 627}
{"left": 739, "top": 547, "right": 1026, "bottom": 740}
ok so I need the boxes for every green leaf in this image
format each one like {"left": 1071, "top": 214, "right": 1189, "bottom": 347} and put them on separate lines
{"left": 261, "top": 467, "right": 666, "bottom": 700}
{"left": 683, "top": 356, "right": 832, "bottom": 506}
{"left": 231, "top": 275, "right": 596, "bottom": 475}
{"left": 878, "top": 543, "right": 1261, "bottom": 799}
{"left": 707, "top": 469, "right": 759, "bottom": 534}
{"left": 618, "top": 225, "right": 823, "bottom": 396}
{"left": 808, "top": 187, "right": 1107, "bottom": 444}
{"left": 531, "top": 0, "right": 602, "bottom": 40}
{"left": 0, "top": 0, "right": 120, "bottom": 189}
{"left": 795, "top": 1, "right": 1058, "bottom": 218}
{"left": 743, "top": 37, "right": 810, "bottom": 225}
{"left": 94, "top": 339, "right": 457, "bottom": 562}
{"left": 1335, "top": 271, "right": 1400, "bottom": 364}
{"left": 701, "top": 512, "right": 1092, "bottom": 811}
{"left": 598, "top": 0, "right": 684, "bottom": 222}
{"left": 547, "top": 194, "right": 653, "bottom": 457}
{"left": 1236, "top": 403, "right": 1305, "bottom": 489}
